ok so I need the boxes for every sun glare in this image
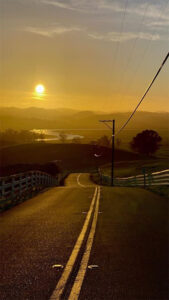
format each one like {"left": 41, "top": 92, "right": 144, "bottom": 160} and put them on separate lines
{"left": 35, "top": 84, "right": 45, "bottom": 94}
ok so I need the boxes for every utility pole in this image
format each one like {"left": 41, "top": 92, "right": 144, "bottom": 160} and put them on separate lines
{"left": 111, "top": 120, "right": 115, "bottom": 186}
{"left": 99, "top": 120, "right": 115, "bottom": 186}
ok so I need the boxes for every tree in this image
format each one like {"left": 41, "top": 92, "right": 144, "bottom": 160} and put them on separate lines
{"left": 72, "top": 137, "right": 82, "bottom": 144}
{"left": 90, "top": 140, "right": 97, "bottom": 145}
{"left": 116, "top": 138, "right": 121, "bottom": 148}
{"left": 59, "top": 132, "right": 67, "bottom": 143}
{"left": 97, "top": 135, "right": 111, "bottom": 148}
{"left": 130, "top": 130, "right": 162, "bottom": 155}
{"left": 40, "top": 162, "right": 60, "bottom": 176}
{"left": 0, "top": 129, "right": 44, "bottom": 146}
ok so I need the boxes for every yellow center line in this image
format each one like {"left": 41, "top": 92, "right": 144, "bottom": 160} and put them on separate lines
{"left": 68, "top": 186, "right": 100, "bottom": 300}
{"left": 50, "top": 186, "right": 98, "bottom": 300}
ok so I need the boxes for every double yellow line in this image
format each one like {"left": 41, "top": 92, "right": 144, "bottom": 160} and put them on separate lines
{"left": 50, "top": 186, "right": 100, "bottom": 300}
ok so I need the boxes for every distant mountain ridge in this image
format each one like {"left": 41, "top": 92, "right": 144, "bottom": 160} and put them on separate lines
{"left": 0, "top": 107, "right": 168, "bottom": 131}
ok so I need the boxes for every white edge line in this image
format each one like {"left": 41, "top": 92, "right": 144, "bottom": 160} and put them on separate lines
{"left": 77, "top": 173, "right": 86, "bottom": 188}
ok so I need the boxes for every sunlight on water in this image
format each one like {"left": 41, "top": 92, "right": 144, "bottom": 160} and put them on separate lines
{"left": 31, "top": 129, "right": 84, "bottom": 141}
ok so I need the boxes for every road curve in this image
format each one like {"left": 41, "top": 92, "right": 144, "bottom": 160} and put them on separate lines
{"left": 0, "top": 173, "right": 168, "bottom": 300}
{"left": 64, "top": 173, "right": 95, "bottom": 188}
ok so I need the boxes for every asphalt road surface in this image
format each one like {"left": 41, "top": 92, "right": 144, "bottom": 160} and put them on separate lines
{"left": 0, "top": 173, "right": 168, "bottom": 300}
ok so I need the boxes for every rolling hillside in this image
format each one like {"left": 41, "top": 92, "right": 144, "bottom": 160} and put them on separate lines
{"left": 0, "top": 143, "right": 143, "bottom": 176}
{"left": 0, "top": 107, "right": 168, "bottom": 132}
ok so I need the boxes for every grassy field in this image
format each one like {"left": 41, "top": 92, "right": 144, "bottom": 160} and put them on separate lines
{"left": 0, "top": 142, "right": 143, "bottom": 176}
{"left": 147, "top": 186, "right": 169, "bottom": 198}
{"left": 0, "top": 142, "right": 168, "bottom": 198}
{"left": 0, "top": 143, "right": 168, "bottom": 179}
{"left": 101, "top": 158, "right": 169, "bottom": 178}
{"left": 98, "top": 156, "right": 168, "bottom": 198}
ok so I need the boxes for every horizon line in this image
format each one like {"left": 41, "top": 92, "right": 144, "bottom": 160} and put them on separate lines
{"left": 0, "top": 106, "right": 168, "bottom": 114}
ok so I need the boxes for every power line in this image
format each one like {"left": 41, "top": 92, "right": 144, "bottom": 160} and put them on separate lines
{"left": 115, "top": 52, "right": 169, "bottom": 135}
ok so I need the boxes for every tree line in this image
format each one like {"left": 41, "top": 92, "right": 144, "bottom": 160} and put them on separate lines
{"left": 0, "top": 128, "right": 162, "bottom": 156}
{"left": 0, "top": 129, "right": 44, "bottom": 147}
{"left": 90, "top": 130, "right": 162, "bottom": 156}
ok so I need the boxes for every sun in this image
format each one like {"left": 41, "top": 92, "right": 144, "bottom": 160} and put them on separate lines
{"left": 35, "top": 84, "right": 45, "bottom": 94}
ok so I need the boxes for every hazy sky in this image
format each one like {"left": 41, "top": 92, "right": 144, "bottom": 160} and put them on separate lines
{"left": 0, "top": 0, "right": 169, "bottom": 112}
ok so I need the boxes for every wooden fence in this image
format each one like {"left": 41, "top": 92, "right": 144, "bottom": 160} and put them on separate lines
{"left": 100, "top": 169, "right": 169, "bottom": 187}
{"left": 0, "top": 170, "right": 66, "bottom": 211}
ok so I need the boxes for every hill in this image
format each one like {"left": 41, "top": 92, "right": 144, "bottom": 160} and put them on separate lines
{"left": 0, "top": 107, "right": 168, "bottom": 133}
{"left": 0, "top": 143, "right": 142, "bottom": 176}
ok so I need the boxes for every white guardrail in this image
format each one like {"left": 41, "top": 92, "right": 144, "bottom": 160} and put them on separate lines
{"left": 0, "top": 170, "right": 67, "bottom": 211}
{"left": 101, "top": 169, "right": 169, "bottom": 187}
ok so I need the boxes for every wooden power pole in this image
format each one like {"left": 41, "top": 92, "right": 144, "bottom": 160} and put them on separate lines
{"left": 99, "top": 119, "right": 115, "bottom": 186}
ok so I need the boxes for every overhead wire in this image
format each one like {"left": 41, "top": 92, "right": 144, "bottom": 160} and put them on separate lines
{"left": 94, "top": 2, "right": 169, "bottom": 145}
{"left": 115, "top": 52, "right": 169, "bottom": 135}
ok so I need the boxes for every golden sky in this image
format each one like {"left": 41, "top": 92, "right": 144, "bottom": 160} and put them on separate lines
{"left": 0, "top": 0, "right": 169, "bottom": 112}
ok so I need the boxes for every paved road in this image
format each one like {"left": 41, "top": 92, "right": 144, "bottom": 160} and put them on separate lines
{"left": 0, "top": 174, "right": 168, "bottom": 300}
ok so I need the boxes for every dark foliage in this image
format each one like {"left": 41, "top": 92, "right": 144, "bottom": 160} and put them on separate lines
{"left": 0, "top": 162, "right": 60, "bottom": 177}
{"left": 97, "top": 135, "right": 111, "bottom": 148}
{"left": 40, "top": 162, "right": 60, "bottom": 176}
{"left": 116, "top": 138, "right": 122, "bottom": 148}
{"left": 0, "top": 129, "right": 44, "bottom": 147}
{"left": 130, "top": 130, "right": 162, "bottom": 155}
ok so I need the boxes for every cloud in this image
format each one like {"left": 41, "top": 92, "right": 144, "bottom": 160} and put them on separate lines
{"left": 41, "top": 0, "right": 169, "bottom": 21}
{"left": 24, "top": 25, "right": 83, "bottom": 37}
{"left": 88, "top": 31, "right": 160, "bottom": 42}
{"left": 99, "top": 1, "right": 169, "bottom": 21}
{"left": 41, "top": 0, "right": 85, "bottom": 12}
{"left": 23, "top": 24, "right": 163, "bottom": 43}
{"left": 147, "top": 19, "right": 169, "bottom": 29}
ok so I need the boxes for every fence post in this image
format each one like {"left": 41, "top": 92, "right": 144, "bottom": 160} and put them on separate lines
{"left": 142, "top": 168, "right": 146, "bottom": 188}
{"left": 25, "top": 175, "right": 29, "bottom": 197}
{"left": 31, "top": 172, "right": 34, "bottom": 191}
{"left": 11, "top": 176, "right": 15, "bottom": 200}
{"left": 34, "top": 172, "right": 37, "bottom": 188}
{"left": 2, "top": 180, "right": 5, "bottom": 198}
{"left": 147, "top": 172, "right": 153, "bottom": 186}
{"left": 19, "top": 174, "right": 23, "bottom": 197}
{"left": 39, "top": 172, "right": 42, "bottom": 188}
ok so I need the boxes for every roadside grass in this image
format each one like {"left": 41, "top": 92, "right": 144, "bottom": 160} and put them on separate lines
{"left": 147, "top": 186, "right": 169, "bottom": 198}
{"left": 91, "top": 172, "right": 169, "bottom": 198}
{"left": 101, "top": 158, "right": 169, "bottom": 178}
{"left": 91, "top": 155, "right": 169, "bottom": 198}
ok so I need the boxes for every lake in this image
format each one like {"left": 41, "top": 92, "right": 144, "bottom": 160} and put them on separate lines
{"left": 31, "top": 129, "right": 84, "bottom": 141}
